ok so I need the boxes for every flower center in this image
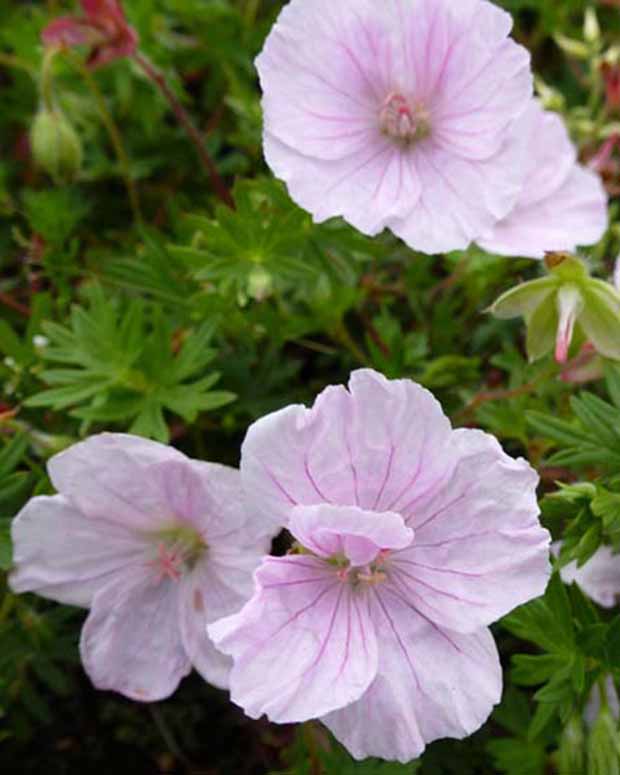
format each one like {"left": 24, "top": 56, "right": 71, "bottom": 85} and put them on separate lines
{"left": 379, "top": 93, "right": 430, "bottom": 144}
{"left": 147, "top": 524, "right": 207, "bottom": 584}
{"left": 329, "top": 549, "right": 390, "bottom": 587}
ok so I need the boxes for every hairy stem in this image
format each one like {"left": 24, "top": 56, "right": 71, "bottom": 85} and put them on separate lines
{"left": 68, "top": 52, "right": 142, "bottom": 222}
{"left": 133, "top": 52, "right": 234, "bottom": 208}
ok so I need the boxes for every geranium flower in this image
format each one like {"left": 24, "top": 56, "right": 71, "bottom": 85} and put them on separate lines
{"left": 10, "top": 433, "right": 275, "bottom": 701}
{"left": 478, "top": 101, "right": 608, "bottom": 259}
{"left": 42, "top": 0, "right": 138, "bottom": 69}
{"left": 209, "top": 369, "right": 551, "bottom": 762}
{"left": 256, "top": 0, "right": 533, "bottom": 254}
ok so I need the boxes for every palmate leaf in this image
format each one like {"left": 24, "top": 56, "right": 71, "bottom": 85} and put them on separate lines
{"left": 169, "top": 177, "right": 377, "bottom": 305}
{"left": 25, "top": 285, "right": 235, "bottom": 441}
{"left": 527, "top": 392, "right": 620, "bottom": 469}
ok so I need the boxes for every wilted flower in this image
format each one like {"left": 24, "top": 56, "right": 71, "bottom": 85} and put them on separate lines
{"left": 478, "top": 100, "right": 608, "bottom": 259}
{"left": 10, "top": 433, "right": 275, "bottom": 701}
{"left": 209, "top": 369, "right": 551, "bottom": 762}
{"left": 42, "top": 0, "right": 138, "bottom": 69}
{"left": 256, "top": 0, "right": 533, "bottom": 254}
{"left": 490, "top": 253, "right": 620, "bottom": 364}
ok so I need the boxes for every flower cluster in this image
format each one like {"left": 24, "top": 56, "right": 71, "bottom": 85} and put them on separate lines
{"left": 256, "top": 0, "right": 608, "bottom": 256}
{"left": 10, "top": 370, "right": 551, "bottom": 761}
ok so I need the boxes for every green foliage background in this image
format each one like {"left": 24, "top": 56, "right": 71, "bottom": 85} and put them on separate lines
{"left": 2, "top": 0, "right": 620, "bottom": 773}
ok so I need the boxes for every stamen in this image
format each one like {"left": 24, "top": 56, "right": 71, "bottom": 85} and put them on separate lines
{"left": 380, "top": 93, "right": 430, "bottom": 144}
{"left": 148, "top": 542, "right": 183, "bottom": 583}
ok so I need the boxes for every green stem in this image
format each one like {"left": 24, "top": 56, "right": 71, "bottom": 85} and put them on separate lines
{"left": 0, "top": 51, "right": 36, "bottom": 75}
{"left": 331, "top": 323, "right": 369, "bottom": 366}
{"left": 133, "top": 52, "right": 234, "bottom": 209}
{"left": 40, "top": 47, "right": 58, "bottom": 112}
{"left": 68, "top": 52, "right": 142, "bottom": 223}
{"left": 148, "top": 705, "right": 194, "bottom": 771}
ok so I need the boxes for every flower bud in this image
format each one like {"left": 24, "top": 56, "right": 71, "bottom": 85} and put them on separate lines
{"left": 584, "top": 8, "right": 601, "bottom": 46}
{"left": 490, "top": 253, "right": 620, "bottom": 364}
{"left": 554, "top": 34, "right": 590, "bottom": 61}
{"left": 587, "top": 706, "right": 620, "bottom": 775}
{"left": 247, "top": 266, "right": 273, "bottom": 302}
{"left": 557, "top": 712, "right": 586, "bottom": 775}
{"left": 30, "top": 107, "right": 83, "bottom": 183}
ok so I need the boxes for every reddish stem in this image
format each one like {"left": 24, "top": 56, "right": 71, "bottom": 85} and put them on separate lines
{"left": 0, "top": 292, "right": 30, "bottom": 318}
{"left": 133, "top": 52, "right": 234, "bottom": 209}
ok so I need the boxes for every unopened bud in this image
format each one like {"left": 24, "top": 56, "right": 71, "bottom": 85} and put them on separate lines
{"left": 584, "top": 8, "right": 601, "bottom": 46}
{"left": 557, "top": 712, "right": 586, "bottom": 775}
{"left": 30, "top": 107, "right": 83, "bottom": 183}
{"left": 588, "top": 706, "right": 620, "bottom": 775}
{"left": 247, "top": 266, "right": 273, "bottom": 302}
{"left": 554, "top": 34, "right": 590, "bottom": 61}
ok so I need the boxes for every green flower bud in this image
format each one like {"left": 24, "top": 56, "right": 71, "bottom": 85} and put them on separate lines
{"left": 558, "top": 712, "right": 586, "bottom": 775}
{"left": 30, "top": 107, "right": 83, "bottom": 183}
{"left": 490, "top": 253, "right": 620, "bottom": 364}
{"left": 554, "top": 34, "right": 590, "bottom": 61}
{"left": 588, "top": 706, "right": 620, "bottom": 775}
{"left": 247, "top": 266, "right": 273, "bottom": 302}
{"left": 584, "top": 8, "right": 601, "bottom": 46}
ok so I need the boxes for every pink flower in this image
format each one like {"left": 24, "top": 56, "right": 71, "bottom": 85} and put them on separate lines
{"left": 560, "top": 545, "right": 620, "bottom": 608}
{"left": 209, "top": 369, "right": 551, "bottom": 762}
{"left": 478, "top": 101, "right": 608, "bottom": 258}
{"left": 10, "top": 433, "right": 275, "bottom": 701}
{"left": 256, "top": 0, "right": 533, "bottom": 254}
{"left": 42, "top": 0, "right": 138, "bottom": 69}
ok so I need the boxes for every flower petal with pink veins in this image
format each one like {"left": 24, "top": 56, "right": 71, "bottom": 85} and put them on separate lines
{"left": 289, "top": 504, "right": 413, "bottom": 565}
{"left": 208, "top": 555, "right": 379, "bottom": 723}
{"left": 81, "top": 569, "right": 192, "bottom": 702}
{"left": 560, "top": 545, "right": 620, "bottom": 608}
{"left": 240, "top": 369, "right": 454, "bottom": 530}
{"left": 258, "top": 0, "right": 533, "bottom": 253}
{"left": 178, "top": 546, "right": 266, "bottom": 690}
{"left": 322, "top": 590, "right": 501, "bottom": 762}
{"left": 478, "top": 103, "right": 608, "bottom": 258}
{"left": 264, "top": 135, "right": 422, "bottom": 236}
{"left": 9, "top": 495, "right": 145, "bottom": 608}
{"left": 48, "top": 433, "right": 200, "bottom": 532}
{"left": 394, "top": 428, "right": 550, "bottom": 633}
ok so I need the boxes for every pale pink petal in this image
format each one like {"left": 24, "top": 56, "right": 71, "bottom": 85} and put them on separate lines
{"left": 555, "top": 286, "right": 583, "bottom": 363}
{"left": 478, "top": 102, "right": 608, "bottom": 258}
{"left": 256, "top": 0, "right": 390, "bottom": 162}
{"left": 560, "top": 545, "right": 620, "bottom": 608}
{"left": 479, "top": 165, "right": 608, "bottom": 258}
{"left": 264, "top": 134, "right": 422, "bottom": 235}
{"left": 289, "top": 504, "right": 413, "bottom": 565}
{"left": 178, "top": 546, "right": 266, "bottom": 690}
{"left": 240, "top": 369, "right": 454, "bottom": 530}
{"left": 391, "top": 128, "right": 527, "bottom": 254}
{"left": 208, "top": 555, "right": 378, "bottom": 722}
{"left": 81, "top": 569, "right": 191, "bottom": 701}
{"left": 9, "top": 495, "right": 145, "bottom": 608}
{"left": 393, "top": 428, "right": 550, "bottom": 633}
{"left": 48, "top": 433, "right": 198, "bottom": 532}
{"left": 322, "top": 589, "right": 501, "bottom": 762}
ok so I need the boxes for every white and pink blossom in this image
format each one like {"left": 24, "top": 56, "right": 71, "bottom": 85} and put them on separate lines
{"left": 10, "top": 433, "right": 276, "bottom": 701}
{"left": 209, "top": 369, "right": 551, "bottom": 762}
{"left": 256, "top": 0, "right": 534, "bottom": 254}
